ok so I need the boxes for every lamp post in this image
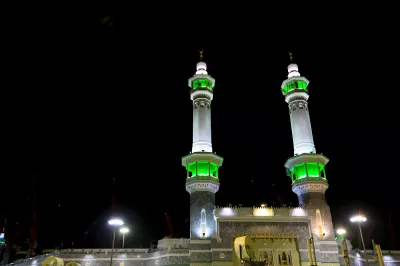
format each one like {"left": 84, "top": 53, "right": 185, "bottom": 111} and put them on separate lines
{"left": 350, "top": 214, "right": 369, "bottom": 266}
{"left": 108, "top": 218, "right": 124, "bottom": 266}
{"left": 337, "top": 228, "right": 350, "bottom": 266}
{"left": 119, "top": 227, "right": 129, "bottom": 248}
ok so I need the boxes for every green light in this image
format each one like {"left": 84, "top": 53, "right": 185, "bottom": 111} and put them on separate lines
{"left": 307, "top": 163, "right": 319, "bottom": 177}
{"left": 198, "top": 162, "right": 209, "bottom": 176}
{"left": 289, "top": 162, "right": 327, "bottom": 182}
{"left": 192, "top": 79, "right": 213, "bottom": 90}
{"left": 187, "top": 161, "right": 219, "bottom": 178}
{"left": 294, "top": 164, "right": 307, "bottom": 179}
{"left": 210, "top": 162, "right": 218, "bottom": 177}
{"left": 188, "top": 162, "right": 197, "bottom": 176}
{"left": 282, "top": 80, "right": 308, "bottom": 95}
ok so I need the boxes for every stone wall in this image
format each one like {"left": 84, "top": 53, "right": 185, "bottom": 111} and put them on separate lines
{"left": 190, "top": 191, "right": 216, "bottom": 240}
{"left": 295, "top": 191, "right": 339, "bottom": 265}
{"left": 7, "top": 248, "right": 400, "bottom": 266}
{"left": 297, "top": 192, "right": 335, "bottom": 241}
{"left": 8, "top": 249, "right": 190, "bottom": 266}
{"left": 158, "top": 239, "right": 190, "bottom": 250}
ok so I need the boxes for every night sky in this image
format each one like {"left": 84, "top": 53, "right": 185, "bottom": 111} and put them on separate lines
{"left": 2, "top": 10, "right": 398, "bottom": 253}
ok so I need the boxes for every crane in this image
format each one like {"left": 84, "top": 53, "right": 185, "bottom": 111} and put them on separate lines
{"left": 164, "top": 213, "right": 174, "bottom": 237}
{"left": 176, "top": 218, "right": 189, "bottom": 238}
{"left": 164, "top": 214, "right": 189, "bottom": 238}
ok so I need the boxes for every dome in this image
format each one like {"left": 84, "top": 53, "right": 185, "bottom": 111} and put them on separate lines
{"left": 287, "top": 63, "right": 298, "bottom": 73}
{"left": 197, "top": 62, "right": 207, "bottom": 71}
{"left": 196, "top": 61, "right": 208, "bottom": 75}
{"left": 287, "top": 63, "right": 300, "bottom": 78}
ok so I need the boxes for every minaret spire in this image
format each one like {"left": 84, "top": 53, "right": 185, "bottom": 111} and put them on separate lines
{"left": 199, "top": 49, "right": 204, "bottom": 61}
{"left": 282, "top": 57, "right": 338, "bottom": 251}
{"left": 289, "top": 52, "right": 293, "bottom": 62}
{"left": 182, "top": 52, "right": 223, "bottom": 249}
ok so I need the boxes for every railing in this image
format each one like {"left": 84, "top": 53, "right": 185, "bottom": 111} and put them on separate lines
{"left": 6, "top": 253, "right": 53, "bottom": 265}
{"left": 5, "top": 248, "right": 191, "bottom": 265}
{"left": 59, "top": 248, "right": 150, "bottom": 254}
{"left": 186, "top": 176, "right": 218, "bottom": 182}
{"left": 292, "top": 177, "right": 328, "bottom": 184}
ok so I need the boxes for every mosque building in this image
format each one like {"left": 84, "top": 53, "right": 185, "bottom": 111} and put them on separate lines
{"left": 7, "top": 54, "right": 400, "bottom": 266}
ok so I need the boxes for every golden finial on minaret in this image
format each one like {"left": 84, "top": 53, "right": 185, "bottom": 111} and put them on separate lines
{"left": 289, "top": 52, "right": 293, "bottom": 62}
{"left": 200, "top": 50, "right": 204, "bottom": 60}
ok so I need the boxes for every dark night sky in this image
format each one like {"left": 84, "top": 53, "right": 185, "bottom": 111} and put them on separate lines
{"left": 2, "top": 8, "right": 398, "bottom": 252}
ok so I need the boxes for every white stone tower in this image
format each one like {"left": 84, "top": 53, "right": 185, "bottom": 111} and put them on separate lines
{"left": 182, "top": 51, "right": 223, "bottom": 243}
{"left": 282, "top": 54, "right": 339, "bottom": 263}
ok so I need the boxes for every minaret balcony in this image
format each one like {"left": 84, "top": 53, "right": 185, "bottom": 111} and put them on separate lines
{"left": 285, "top": 154, "right": 330, "bottom": 183}
{"left": 186, "top": 175, "right": 219, "bottom": 183}
{"left": 292, "top": 177, "right": 329, "bottom": 196}
{"left": 182, "top": 152, "right": 223, "bottom": 179}
{"left": 292, "top": 176, "right": 328, "bottom": 186}
{"left": 281, "top": 76, "right": 309, "bottom": 96}
{"left": 188, "top": 74, "right": 215, "bottom": 89}
{"left": 185, "top": 175, "right": 220, "bottom": 194}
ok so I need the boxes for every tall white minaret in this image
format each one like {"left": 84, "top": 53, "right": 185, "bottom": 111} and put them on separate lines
{"left": 283, "top": 57, "right": 316, "bottom": 156}
{"left": 190, "top": 55, "right": 213, "bottom": 153}
{"left": 282, "top": 54, "right": 329, "bottom": 205}
{"left": 282, "top": 55, "right": 340, "bottom": 264}
{"left": 182, "top": 51, "right": 223, "bottom": 246}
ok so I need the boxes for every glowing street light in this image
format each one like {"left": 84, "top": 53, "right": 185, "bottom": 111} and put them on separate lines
{"left": 350, "top": 215, "right": 367, "bottom": 223}
{"left": 119, "top": 227, "right": 130, "bottom": 248}
{"left": 108, "top": 218, "right": 124, "bottom": 226}
{"left": 350, "top": 214, "right": 369, "bottom": 266}
{"left": 108, "top": 218, "right": 124, "bottom": 266}
{"left": 336, "top": 228, "right": 346, "bottom": 240}
{"left": 120, "top": 227, "right": 129, "bottom": 233}
{"left": 337, "top": 228, "right": 346, "bottom": 236}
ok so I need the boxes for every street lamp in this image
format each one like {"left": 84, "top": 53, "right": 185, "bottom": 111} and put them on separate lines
{"left": 336, "top": 228, "right": 346, "bottom": 240}
{"left": 108, "top": 218, "right": 124, "bottom": 266}
{"left": 119, "top": 227, "right": 130, "bottom": 248}
{"left": 350, "top": 214, "right": 369, "bottom": 266}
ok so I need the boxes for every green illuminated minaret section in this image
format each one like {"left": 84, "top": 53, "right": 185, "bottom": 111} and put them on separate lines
{"left": 182, "top": 51, "right": 223, "bottom": 243}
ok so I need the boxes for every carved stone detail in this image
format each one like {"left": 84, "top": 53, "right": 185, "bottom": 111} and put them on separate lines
{"left": 289, "top": 100, "right": 308, "bottom": 113}
{"left": 292, "top": 182, "right": 328, "bottom": 196}
{"left": 193, "top": 99, "right": 211, "bottom": 109}
{"left": 190, "top": 191, "right": 217, "bottom": 241}
{"left": 187, "top": 181, "right": 220, "bottom": 194}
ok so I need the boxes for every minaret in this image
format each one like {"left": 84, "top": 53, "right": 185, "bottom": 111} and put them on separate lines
{"left": 282, "top": 54, "right": 338, "bottom": 257}
{"left": 182, "top": 51, "right": 223, "bottom": 242}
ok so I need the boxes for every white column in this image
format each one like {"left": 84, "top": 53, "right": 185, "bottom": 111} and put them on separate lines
{"left": 289, "top": 100, "right": 316, "bottom": 155}
{"left": 192, "top": 99, "right": 212, "bottom": 153}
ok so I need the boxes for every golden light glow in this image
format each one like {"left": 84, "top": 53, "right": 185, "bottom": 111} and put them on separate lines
{"left": 350, "top": 215, "right": 367, "bottom": 223}
{"left": 337, "top": 228, "right": 346, "bottom": 235}
{"left": 253, "top": 208, "right": 274, "bottom": 216}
